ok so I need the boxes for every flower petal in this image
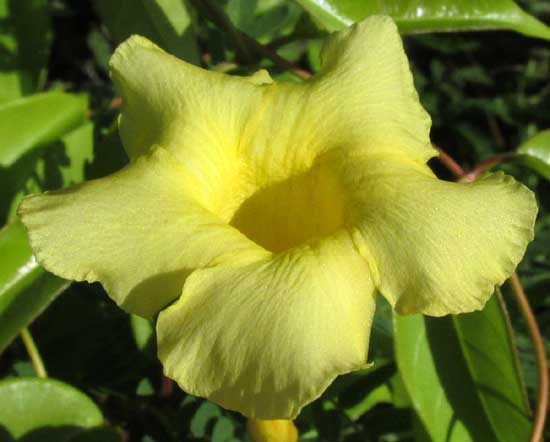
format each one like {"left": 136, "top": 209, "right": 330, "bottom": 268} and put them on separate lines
{"left": 238, "top": 16, "right": 435, "bottom": 186}
{"left": 110, "top": 36, "right": 266, "bottom": 160}
{"left": 157, "top": 233, "right": 376, "bottom": 419}
{"left": 310, "top": 15, "right": 435, "bottom": 163}
{"left": 18, "top": 147, "right": 263, "bottom": 318}
{"left": 110, "top": 36, "right": 269, "bottom": 216}
{"left": 342, "top": 157, "right": 537, "bottom": 316}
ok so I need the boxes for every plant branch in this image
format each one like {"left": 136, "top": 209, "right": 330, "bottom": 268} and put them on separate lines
{"left": 510, "top": 273, "right": 548, "bottom": 442}
{"left": 21, "top": 328, "right": 47, "bottom": 378}
{"left": 189, "top": 0, "right": 253, "bottom": 64}
{"left": 433, "top": 144, "right": 465, "bottom": 178}
{"left": 435, "top": 145, "right": 548, "bottom": 442}
{"left": 190, "top": 0, "right": 311, "bottom": 80}
{"left": 461, "top": 153, "right": 516, "bottom": 182}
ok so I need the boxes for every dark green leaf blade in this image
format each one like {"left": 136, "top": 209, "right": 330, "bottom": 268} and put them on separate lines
{"left": 293, "top": 0, "right": 550, "bottom": 39}
{"left": 395, "top": 313, "right": 475, "bottom": 442}
{"left": 0, "top": 0, "right": 52, "bottom": 104}
{"left": 517, "top": 130, "right": 550, "bottom": 179}
{"left": 0, "top": 221, "right": 68, "bottom": 353}
{"left": 395, "top": 295, "right": 532, "bottom": 442}
{"left": 0, "top": 377, "right": 103, "bottom": 441}
{"left": 95, "top": 0, "right": 199, "bottom": 64}
{"left": 0, "top": 92, "right": 87, "bottom": 167}
{"left": 453, "top": 293, "right": 532, "bottom": 442}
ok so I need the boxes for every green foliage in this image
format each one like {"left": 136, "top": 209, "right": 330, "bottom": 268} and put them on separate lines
{"left": 0, "top": 377, "right": 104, "bottom": 441}
{"left": 0, "top": 0, "right": 549, "bottom": 441}
{"left": 0, "top": 221, "right": 68, "bottom": 354}
{"left": 0, "top": 0, "right": 52, "bottom": 103}
{"left": 395, "top": 294, "right": 532, "bottom": 442}
{"left": 95, "top": 0, "right": 200, "bottom": 64}
{"left": 293, "top": 0, "right": 550, "bottom": 38}
{"left": 517, "top": 130, "right": 550, "bottom": 178}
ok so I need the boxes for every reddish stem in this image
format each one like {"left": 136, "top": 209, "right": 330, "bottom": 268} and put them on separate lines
{"left": 433, "top": 145, "right": 465, "bottom": 178}
{"left": 462, "top": 153, "right": 516, "bottom": 182}
{"left": 510, "top": 273, "right": 548, "bottom": 442}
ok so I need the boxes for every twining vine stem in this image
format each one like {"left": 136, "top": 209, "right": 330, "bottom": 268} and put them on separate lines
{"left": 189, "top": 0, "right": 311, "bottom": 80}
{"left": 510, "top": 273, "right": 548, "bottom": 442}
{"left": 20, "top": 328, "right": 47, "bottom": 378}
{"left": 435, "top": 145, "right": 548, "bottom": 442}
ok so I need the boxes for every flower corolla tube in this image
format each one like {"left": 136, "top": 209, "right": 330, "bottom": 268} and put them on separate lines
{"left": 19, "top": 16, "right": 537, "bottom": 419}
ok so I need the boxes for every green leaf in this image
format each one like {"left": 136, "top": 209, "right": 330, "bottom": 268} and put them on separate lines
{"left": 212, "top": 417, "right": 235, "bottom": 442}
{"left": 190, "top": 401, "right": 221, "bottom": 438}
{"left": 2, "top": 121, "right": 94, "bottom": 224}
{"left": 0, "top": 92, "right": 88, "bottom": 167}
{"left": 136, "top": 378, "right": 155, "bottom": 396}
{"left": 395, "top": 295, "right": 531, "bottom": 442}
{"left": 0, "top": 0, "right": 52, "bottom": 104}
{"left": 131, "top": 314, "right": 154, "bottom": 352}
{"left": 453, "top": 294, "right": 532, "bottom": 442}
{"left": 293, "top": 0, "right": 550, "bottom": 39}
{"left": 0, "top": 221, "right": 69, "bottom": 354}
{"left": 516, "top": 130, "right": 550, "bottom": 178}
{"left": 95, "top": 0, "right": 199, "bottom": 64}
{"left": 0, "top": 377, "right": 103, "bottom": 441}
{"left": 226, "top": 0, "right": 302, "bottom": 43}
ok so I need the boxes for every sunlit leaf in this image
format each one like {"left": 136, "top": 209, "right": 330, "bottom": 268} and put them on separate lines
{"left": 395, "top": 313, "right": 475, "bottom": 442}
{"left": 517, "top": 130, "right": 550, "bottom": 179}
{"left": 0, "top": 93, "right": 87, "bottom": 167}
{"left": 293, "top": 0, "right": 550, "bottom": 39}
{"left": 0, "top": 377, "right": 103, "bottom": 441}
{"left": 453, "top": 293, "right": 532, "bottom": 442}
{"left": 395, "top": 295, "right": 531, "bottom": 442}
{"left": 0, "top": 222, "right": 68, "bottom": 354}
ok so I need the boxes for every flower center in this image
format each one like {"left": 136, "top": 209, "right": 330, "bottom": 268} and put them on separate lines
{"left": 230, "top": 162, "right": 349, "bottom": 253}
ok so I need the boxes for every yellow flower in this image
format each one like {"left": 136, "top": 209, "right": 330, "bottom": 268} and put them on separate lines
{"left": 18, "top": 16, "right": 536, "bottom": 419}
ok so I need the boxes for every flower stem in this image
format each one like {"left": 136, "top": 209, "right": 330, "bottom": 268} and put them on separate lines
{"left": 461, "top": 153, "right": 516, "bottom": 182}
{"left": 435, "top": 146, "right": 548, "bottom": 442}
{"left": 433, "top": 144, "right": 465, "bottom": 178}
{"left": 509, "top": 273, "right": 548, "bottom": 442}
{"left": 189, "top": 0, "right": 253, "bottom": 64}
{"left": 20, "top": 328, "right": 47, "bottom": 378}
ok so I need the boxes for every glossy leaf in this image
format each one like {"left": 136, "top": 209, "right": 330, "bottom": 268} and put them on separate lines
{"left": 293, "top": 0, "right": 550, "bottom": 39}
{"left": 517, "top": 130, "right": 550, "bottom": 179}
{"left": 2, "top": 121, "right": 95, "bottom": 224}
{"left": 0, "top": 92, "right": 87, "bottom": 167}
{"left": 395, "top": 313, "right": 474, "bottom": 442}
{"left": 95, "top": 0, "right": 199, "bottom": 64}
{"left": 453, "top": 293, "right": 532, "bottom": 442}
{"left": 395, "top": 295, "right": 531, "bottom": 442}
{"left": 0, "top": 377, "right": 103, "bottom": 441}
{"left": 226, "top": 0, "right": 302, "bottom": 42}
{"left": 0, "top": 0, "right": 52, "bottom": 104}
{"left": 0, "top": 221, "right": 69, "bottom": 354}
